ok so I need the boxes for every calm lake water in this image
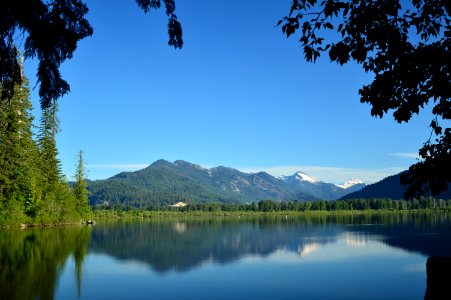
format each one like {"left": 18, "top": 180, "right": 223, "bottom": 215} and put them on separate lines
{"left": 1, "top": 213, "right": 451, "bottom": 300}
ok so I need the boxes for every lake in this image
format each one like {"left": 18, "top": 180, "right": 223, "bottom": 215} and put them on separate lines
{"left": 1, "top": 213, "right": 451, "bottom": 300}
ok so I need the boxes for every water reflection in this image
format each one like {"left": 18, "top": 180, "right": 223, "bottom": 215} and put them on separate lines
{"left": 344, "top": 232, "right": 372, "bottom": 248}
{"left": 344, "top": 213, "right": 451, "bottom": 257}
{"left": 90, "top": 217, "right": 346, "bottom": 273}
{"left": 0, "top": 226, "right": 91, "bottom": 300}
{"left": 90, "top": 214, "right": 451, "bottom": 271}
{"left": 1, "top": 213, "right": 450, "bottom": 299}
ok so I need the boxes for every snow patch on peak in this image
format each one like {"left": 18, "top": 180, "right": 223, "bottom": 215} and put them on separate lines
{"left": 279, "top": 172, "right": 320, "bottom": 183}
{"left": 293, "top": 171, "right": 320, "bottom": 183}
{"left": 336, "top": 178, "right": 364, "bottom": 189}
{"left": 280, "top": 172, "right": 320, "bottom": 183}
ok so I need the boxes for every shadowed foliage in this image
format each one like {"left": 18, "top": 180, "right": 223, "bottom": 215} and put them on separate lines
{"left": 279, "top": 0, "right": 451, "bottom": 198}
{"left": 0, "top": 0, "right": 182, "bottom": 110}
{"left": 0, "top": 0, "right": 93, "bottom": 108}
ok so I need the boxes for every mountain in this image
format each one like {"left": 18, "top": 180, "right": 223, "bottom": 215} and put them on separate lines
{"left": 336, "top": 178, "right": 365, "bottom": 189}
{"left": 336, "top": 178, "right": 367, "bottom": 194}
{"left": 154, "top": 160, "right": 311, "bottom": 201}
{"left": 279, "top": 172, "right": 366, "bottom": 200}
{"left": 341, "top": 172, "right": 451, "bottom": 200}
{"left": 87, "top": 160, "right": 317, "bottom": 207}
{"left": 86, "top": 160, "right": 368, "bottom": 207}
{"left": 280, "top": 172, "right": 320, "bottom": 184}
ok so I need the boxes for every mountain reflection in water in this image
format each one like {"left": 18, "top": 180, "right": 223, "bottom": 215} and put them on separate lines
{"left": 1, "top": 213, "right": 450, "bottom": 300}
{"left": 89, "top": 214, "right": 451, "bottom": 272}
{"left": 90, "top": 217, "right": 344, "bottom": 273}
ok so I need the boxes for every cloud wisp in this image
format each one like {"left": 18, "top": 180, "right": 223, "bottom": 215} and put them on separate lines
{"left": 388, "top": 152, "right": 419, "bottom": 159}
{"left": 86, "top": 164, "right": 149, "bottom": 170}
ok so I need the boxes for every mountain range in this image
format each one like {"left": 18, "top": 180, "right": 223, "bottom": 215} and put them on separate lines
{"left": 341, "top": 172, "right": 451, "bottom": 200}
{"left": 279, "top": 172, "right": 365, "bottom": 200}
{"left": 87, "top": 159, "right": 366, "bottom": 207}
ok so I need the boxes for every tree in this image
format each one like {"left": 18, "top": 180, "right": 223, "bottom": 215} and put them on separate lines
{"left": 0, "top": 0, "right": 182, "bottom": 110}
{"left": 0, "top": 61, "right": 37, "bottom": 217}
{"left": 258, "top": 199, "right": 276, "bottom": 212}
{"left": 279, "top": 0, "right": 450, "bottom": 198}
{"left": 73, "top": 150, "right": 91, "bottom": 219}
{"left": 0, "top": 55, "right": 88, "bottom": 224}
{"left": 37, "top": 102, "right": 62, "bottom": 188}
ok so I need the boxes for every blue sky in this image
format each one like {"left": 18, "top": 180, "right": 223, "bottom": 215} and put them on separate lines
{"left": 23, "top": 0, "right": 432, "bottom": 184}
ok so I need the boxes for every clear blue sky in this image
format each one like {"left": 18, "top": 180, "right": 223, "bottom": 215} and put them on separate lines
{"left": 23, "top": 0, "right": 432, "bottom": 184}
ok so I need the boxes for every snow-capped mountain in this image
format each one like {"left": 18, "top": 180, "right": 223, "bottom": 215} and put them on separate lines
{"left": 336, "top": 178, "right": 365, "bottom": 189}
{"left": 280, "top": 171, "right": 366, "bottom": 200}
{"left": 279, "top": 172, "right": 319, "bottom": 184}
{"left": 88, "top": 162, "right": 368, "bottom": 206}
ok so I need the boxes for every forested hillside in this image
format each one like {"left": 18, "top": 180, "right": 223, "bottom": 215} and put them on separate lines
{"left": 87, "top": 160, "right": 310, "bottom": 207}
{"left": 86, "top": 160, "right": 370, "bottom": 207}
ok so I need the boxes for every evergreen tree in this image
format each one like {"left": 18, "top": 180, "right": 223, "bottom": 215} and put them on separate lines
{"left": 0, "top": 61, "right": 37, "bottom": 220}
{"left": 37, "top": 102, "right": 62, "bottom": 188}
{"left": 35, "top": 103, "right": 83, "bottom": 223}
{"left": 73, "top": 150, "right": 91, "bottom": 219}
{"left": 0, "top": 55, "right": 85, "bottom": 225}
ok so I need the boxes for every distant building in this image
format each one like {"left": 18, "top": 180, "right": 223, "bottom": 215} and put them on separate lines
{"left": 170, "top": 201, "right": 188, "bottom": 208}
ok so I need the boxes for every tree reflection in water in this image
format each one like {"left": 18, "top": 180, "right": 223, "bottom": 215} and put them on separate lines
{"left": 0, "top": 226, "right": 91, "bottom": 300}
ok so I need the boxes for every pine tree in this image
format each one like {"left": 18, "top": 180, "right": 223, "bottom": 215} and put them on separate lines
{"left": 73, "top": 150, "right": 91, "bottom": 219}
{"left": 0, "top": 54, "right": 85, "bottom": 224}
{"left": 37, "top": 102, "right": 62, "bottom": 188}
{"left": 0, "top": 60, "right": 37, "bottom": 220}
{"left": 35, "top": 102, "right": 81, "bottom": 223}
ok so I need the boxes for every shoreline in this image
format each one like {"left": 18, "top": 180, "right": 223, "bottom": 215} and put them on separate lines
{"left": 2, "top": 209, "right": 450, "bottom": 228}
{"left": 0, "top": 220, "right": 96, "bottom": 229}
{"left": 93, "top": 208, "right": 451, "bottom": 219}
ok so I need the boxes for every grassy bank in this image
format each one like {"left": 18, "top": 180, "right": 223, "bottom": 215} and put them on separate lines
{"left": 93, "top": 207, "right": 451, "bottom": 220}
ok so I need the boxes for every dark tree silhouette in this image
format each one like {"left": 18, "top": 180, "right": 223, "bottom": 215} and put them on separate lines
{"left": 279, "top": 0, "right": 450, "bottom": 198}
{"left": 0, "top": 0, "right": 182, "bottom": 109}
